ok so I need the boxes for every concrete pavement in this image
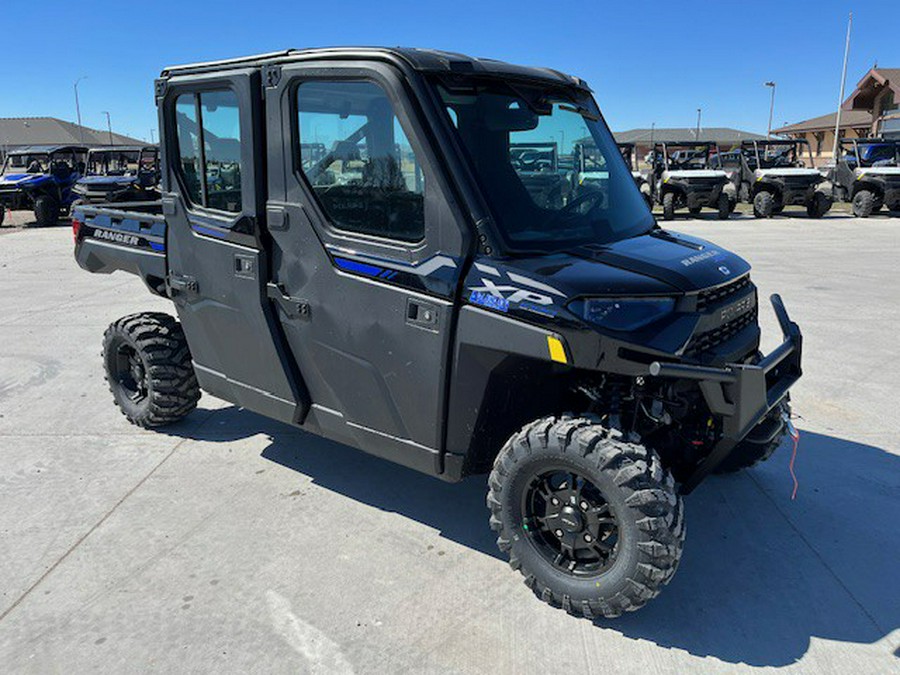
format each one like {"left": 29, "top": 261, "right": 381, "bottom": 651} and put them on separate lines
{"left": 0, "top": 215, "right": 898, "bottom": 673}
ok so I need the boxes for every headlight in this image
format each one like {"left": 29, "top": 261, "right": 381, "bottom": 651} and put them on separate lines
{"left": 573, "top": 297, "right": 676, "bottom": 331}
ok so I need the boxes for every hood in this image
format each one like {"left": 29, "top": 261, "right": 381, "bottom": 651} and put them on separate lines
{"left": 855, "top": 166, "right": 900, "bottom": 176}
{"left": 663, "top": 169, "right": 728, "bottom": 180}
{"left": 755, "top": 168, "right": 820, "bottom": 178}
{"left": 470, "top": 230, "right": 750, "bottom": 308}
{"left": 77, "top": 175, "right": 137, "bottom": 186}
{"left": 0, "top": 173, "right": 44, "bottom": 186}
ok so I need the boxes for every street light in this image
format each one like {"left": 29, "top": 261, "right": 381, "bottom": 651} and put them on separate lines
{"left": 101, "top": 111, "right": 114, "bottom": 146}
{"left": 74, "top": 76, "right": 88, "bottom": 144}
{"left": 696, "top": 108, "right": 702, "bottom": 140}
{"left": 765, "top": 81, "right": 777, "bottom": 139}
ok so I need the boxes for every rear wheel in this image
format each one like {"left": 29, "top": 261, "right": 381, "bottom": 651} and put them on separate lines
{"left": 714, "top": 401, "right": 791, "bottom": 474}
{"left": 662, "top": 192, "right": 676, "bottom": 221}
{"left": 872, "top": 195, "right": 883, "bottom": 213}
{"left": 102, "top": 312, "right": 200, "bottom": 427}
{"left": 488, "top": 416, "right": 684, "bottom": 619}
{"left": 33, "top": 195, "right": 59, "bottom": 227}
{"left": 806, "top": 191, "right": 831, "bottom": 218}
{"left": 0, "top": 206, "right": 5, "bottom": 227}
{"left": 753, "top": 191, "right": 774, "bottom": 218}
{"left": 716, "top": 193, "right": 731, "bottom": 219}
{"left": 852, "top": 190, "right": 875, "bottom": 218}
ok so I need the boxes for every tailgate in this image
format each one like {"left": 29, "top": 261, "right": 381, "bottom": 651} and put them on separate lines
{"left": 72, "top": 202, "right": 168, "bottom": 295}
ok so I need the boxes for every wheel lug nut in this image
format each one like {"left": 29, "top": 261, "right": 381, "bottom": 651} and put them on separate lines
{"left": 584, "top": 534, "right": 593, "bottom": 542}
{"left": 555, "top": 529, "right": 564, "bottom": 537}
{"left": 580, "top": 501, "right": 589, "bottom": 510}
{"left": 550, "top": 497, "right": 559, "bottom": 506}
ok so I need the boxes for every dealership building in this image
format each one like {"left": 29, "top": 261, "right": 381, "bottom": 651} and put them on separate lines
{"left": 0, "top": 117, "right": 144, "bottom": 161}
{"left": 774, "top": 66, "right": 899, "bottom": 159}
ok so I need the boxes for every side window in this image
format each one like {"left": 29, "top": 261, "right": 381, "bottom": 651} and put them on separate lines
{"left": 296, "top": 80, "right": 425, "bottom": 242}
{"left": 174, "top": 89, "right": 243, "bottom": 213}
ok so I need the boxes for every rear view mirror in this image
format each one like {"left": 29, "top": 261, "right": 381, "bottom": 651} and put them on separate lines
{"left": 487, "top": 108, "right": 539, "bottom": 132}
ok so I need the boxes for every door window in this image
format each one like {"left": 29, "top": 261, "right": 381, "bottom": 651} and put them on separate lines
{"left": 295, "top": 80, "right": 425, "bottom": 242}
{"left": 174, "top": 90, "right": 243, "bottom": 213}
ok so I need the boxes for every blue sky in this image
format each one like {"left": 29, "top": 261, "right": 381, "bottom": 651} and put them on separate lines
{"left": 1, "top": 0, "right": 896, "bottom": 142}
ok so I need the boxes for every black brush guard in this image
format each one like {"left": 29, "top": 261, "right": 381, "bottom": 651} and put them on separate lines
{"left": 649, "top": 294, "right": 802, "bottom": 494}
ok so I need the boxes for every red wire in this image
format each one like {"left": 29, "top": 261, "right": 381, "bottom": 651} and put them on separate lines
{"left": 788, "top": 422, "right": 801, "bottom": 500}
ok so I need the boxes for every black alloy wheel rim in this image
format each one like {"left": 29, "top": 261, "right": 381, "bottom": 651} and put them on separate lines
{"left": 521, "top": 468, "right": 620, "bottom": 577}
{"left": 113, "top": 342, "right": 148, "bottom": 403}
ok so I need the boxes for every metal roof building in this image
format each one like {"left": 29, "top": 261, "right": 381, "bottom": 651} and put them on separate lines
{"left": 614, "top": 127, "right": 766, "bottom": 145}
{"left": 0, "top": 118, "right": 145, "bottom": 159}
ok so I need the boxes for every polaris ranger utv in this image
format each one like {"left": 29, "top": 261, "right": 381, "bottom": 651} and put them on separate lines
{"left": 737, "top": 140, "right": 832, "bottom": 218}
{"left": 0, "top": 145, "right": 87, "bottom": 226}
{"left": 650, "top": 142, "right": 736, "bottom": 220}
{"left": 73, "top": 48, "right": 802, "bottom": 619}
{"left": 830, "top": 138, "right": 900, "bottom": 217}
{"left": 71, "top": 145, "right": 160, "bottom": 208}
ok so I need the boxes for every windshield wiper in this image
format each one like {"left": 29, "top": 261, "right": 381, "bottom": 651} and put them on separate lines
{"left": 558, "top": 104, "right": 600, "bottom": 122}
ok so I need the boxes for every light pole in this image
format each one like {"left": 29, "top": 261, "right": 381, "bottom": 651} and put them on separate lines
{"left": 102, "top": 111, "right": 114, "bottom": 146}
{"left": 150, "top": 129, "right": 156, "bottom": 144}
{"left": 695, "top": 108, "right": 702, "bottom": 140}
{"left": 765, "top": 81, "right": 776, "bottom": 139}
{"left": 74, "top": 76, "right": 88, "bottom": 144}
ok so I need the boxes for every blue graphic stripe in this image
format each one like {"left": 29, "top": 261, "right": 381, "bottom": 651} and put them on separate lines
{"left": 334, "top": 257, "right": 385, "bottom": 277}
{"left": 149, "top": 241, "right": 166, "bottom": 252}
{"left": 191, "top": 224, "right": 228, "bottom": 239}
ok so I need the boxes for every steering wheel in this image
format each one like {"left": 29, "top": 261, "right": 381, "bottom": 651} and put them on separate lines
{"left": 561, "top": 189, "right": 606, "bottom": 215}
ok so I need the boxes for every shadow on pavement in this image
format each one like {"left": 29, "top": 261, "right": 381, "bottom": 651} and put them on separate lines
{"left": 166, "top": 407, "right": 899, "bottom": 666}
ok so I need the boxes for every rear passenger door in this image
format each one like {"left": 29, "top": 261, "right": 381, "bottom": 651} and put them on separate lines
{"left": 264, "top": 62, "right": 469, "bottom": 474}
{"left": 159, "top": 69, "right": 307, "bottom": 423}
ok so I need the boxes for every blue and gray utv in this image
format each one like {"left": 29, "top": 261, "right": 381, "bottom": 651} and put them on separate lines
{"left": 0, "top": 145, "right": 87, "bottom": 226}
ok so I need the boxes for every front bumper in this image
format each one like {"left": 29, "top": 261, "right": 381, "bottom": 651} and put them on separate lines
{"left": 648, "top": 294, "right": 802, "bottom": 493}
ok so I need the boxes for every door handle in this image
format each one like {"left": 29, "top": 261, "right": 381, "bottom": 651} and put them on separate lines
{"left": 169, "top": 273, "right": 198, "bottom": 295}
{"left": 267, "top": 283, "right": 311, "bottom": 321}
{"left": 406, "top": 298, "right": 439, "bottom": 331}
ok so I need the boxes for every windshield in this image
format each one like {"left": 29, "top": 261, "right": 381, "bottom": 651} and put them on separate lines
{"left": 436, "top": 79, "right": 653, "bottom": 252}
{"left": 850, "top": 142, "right": 899, "bottom": 167}
{"left": 753, "top": 142, "right": 804, "bottom": 168}
{"left": 87, "top": 150, "right": 141, "bottom": 176}
{"left": 3, "top": 153, "right": 50, "bottom": 174}
{"left": 659, "top": 145, "right": 712, "bottom": 170}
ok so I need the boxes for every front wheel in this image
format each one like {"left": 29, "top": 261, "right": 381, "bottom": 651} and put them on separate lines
{"left": 662, "top": 192, "right": 676, "bottom": 221}
{"left": 488, "top": 416, "right": 684, "bottom": 619}
{"left": 33, "top": 194, "right": 59, "bottom": 227}
{"left": 102, "top": 312, "right": 201, "bottom": 427}
{"left": 806, "top": 192, "right": 831, "bottom": 218}
{"left": 753, "top": 191, "right": 774, "bottom": 218}
{"left": 716, "top": 193, "right": 731, "bottom": 219}
{"left": 852, "top": 190, "right": 874, "bottom": 218}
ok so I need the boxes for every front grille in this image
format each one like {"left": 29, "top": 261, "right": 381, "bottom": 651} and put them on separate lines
{"left": 684, "top": 305, "right": 758, "bottom": 357}
{"left": 696, "top": 275, "right": 751, "bottom": 312}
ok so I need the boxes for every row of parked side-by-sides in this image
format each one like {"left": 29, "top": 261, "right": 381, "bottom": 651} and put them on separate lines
{"left": 632, "top": 137, "right": 900, "bottom": 220}
{"left": 0, "top": 144, "right": 160, "bottom": 226}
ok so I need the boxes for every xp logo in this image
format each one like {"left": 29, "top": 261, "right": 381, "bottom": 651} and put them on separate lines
{"left": 718, "top": 265, "right": 731, "bottom": 276}
{"left": 468, "top": 262, "right": 566, "bottom": 307}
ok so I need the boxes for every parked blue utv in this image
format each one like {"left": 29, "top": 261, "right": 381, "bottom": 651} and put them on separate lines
{"left": 70, "top": 145, "right": 160, "bottom": 210}
{"left": 0, "top": 145, "right": 87, "bottom": 226}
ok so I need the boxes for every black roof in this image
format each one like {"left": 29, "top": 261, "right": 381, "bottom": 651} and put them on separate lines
{"left": 6, "top": 144, "right": 88, "bottom": 155}
{"left": 86, "top": 145, "right": 157, "bottom": 153}
{"left": 161, "top": 47, "right": 588, "bottom": 90}
{"left": 654, "top": 141, "right": 719, "bottom": 147}
{"left": 741, "top": 139, "right": 808, "bottom": 146}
